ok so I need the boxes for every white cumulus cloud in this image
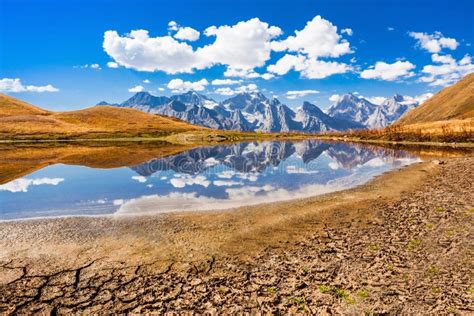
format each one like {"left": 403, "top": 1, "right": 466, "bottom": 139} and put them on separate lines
{"left": 341, "top": 28, "right": 353, "bottom": 36}
{"left": 128, "top": 85, "right": 145, "bottom": 93}
{"left": 409, "top": 31, "right": 458, "bottom": 53}
{"left": 103, "top": 29, "right": 199, "bottom": 73}
{"left": 214, "top": 83, "right": 258, "bottom": 96}
{"left": 285, "top": 89, "right": 320, "bottom": 99}
{"left": 0, "top": 78, "right": 59, "bottom": 93}
{"left": 271, "top": 15, "right": 352, "bottom": 58}
{"left": 360, "top": 60, "right": 416, "bottom": 81}
{"left": 419, "top": 54, "right": 474, "bottom": 86}
{"left": 211, "top": 79, "right": 241, "bottom": 86}
{"left": 107, "top": 61, "right": 119, "bottom": 68}
{"left": 197, "top": 18, "right": 282, "bottom": 71}
{"left": 174, "top": 26, "right": 200, "bottom": 42}
{"left": 267, "top": 54, "right": 350, "bottom": 79}
{"left": 168, "top": 21, "right": 178, "bottom": 31}
{"left": 167, "top": 78, "right": 209, "bottom": 92}
{"left": 103, "top": 16, "right": 354, "bottom": 80}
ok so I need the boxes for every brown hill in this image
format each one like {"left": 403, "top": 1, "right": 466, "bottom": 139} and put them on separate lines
{"left": 0, "top": 94, "right": 204, "bottom": 140}
{"left": 0, "top": 93, "right": 50, "bottom": 117}
{"left": 396, "top": 73, "right": 474, "bottom": 125}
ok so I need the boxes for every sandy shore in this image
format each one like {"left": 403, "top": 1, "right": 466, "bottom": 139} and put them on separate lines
{"left": 0, "top": 156, "right": 473, "bottom": 314}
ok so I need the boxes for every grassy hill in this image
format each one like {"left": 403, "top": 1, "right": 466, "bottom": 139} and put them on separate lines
{"left": 396, "top": 73, "right": 474, "bottom": 125}
{"left": 0, "top": 94, "right": 50, "bottom": 117}
{"left": 0, "top": 94, "right": 204, "bottom": 140}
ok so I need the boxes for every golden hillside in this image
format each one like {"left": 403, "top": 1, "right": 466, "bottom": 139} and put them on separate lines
{"left": 0, "top": 94, "right": 204, "bottom": 140}
{"left": 0, "top": 93, "right": 50, "bottom": 117}
{"left": 397, "top": 73, "right": 474, "bottom": 125}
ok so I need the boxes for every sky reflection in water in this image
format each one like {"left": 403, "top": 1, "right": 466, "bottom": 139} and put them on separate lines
{"left": 0, "top": 141, "right": 420, "bottom": 220}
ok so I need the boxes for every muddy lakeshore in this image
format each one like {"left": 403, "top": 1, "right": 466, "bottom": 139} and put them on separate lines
{"left": 0, "top": 156, "right": 473, "bottom": 314}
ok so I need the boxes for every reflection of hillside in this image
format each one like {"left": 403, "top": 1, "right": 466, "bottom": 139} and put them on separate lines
{"left": 130, "top": 140, "right": 415, "bottom": 176}
{"left": 0, "top": 143, "right": 191, "bottom": 184}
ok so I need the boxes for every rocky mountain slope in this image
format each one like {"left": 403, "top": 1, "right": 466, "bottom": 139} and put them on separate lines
{"left": 105, "top": 89, "right": 426, "bottom": 132}
{"left": 106, "top": 91, "right": 366, "bottom": 132}
{"left": 327, "top": 93, "right": 420, "bottom": 129}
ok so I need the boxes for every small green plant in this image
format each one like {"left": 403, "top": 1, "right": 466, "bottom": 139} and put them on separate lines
{"left": 302, "top": 267, "right": 310, "bottom": 275}
{"left": 466, "top": 208, "right": 474, "bottom": 214}
{"left": 368, "top": 244, "right": 380, "bottom": 251}
{"left": 334, "top": 288, "right": 356, "bottom": 304}
{"left": 445, "top": 229, "right": 456, "bottom": 237}
{"left": 356, "top": 289, "right": 370, "bottom": 298}
{"left": 407, "top": 217, "right": 416, "bottom": 224}
{"left": 266, "top": 286, "right": 277, "bottom": 294}
{"left": 468, "top": 286, "right": 474, "bottom": 295}
{"left": 293, "top": 297, "right": 306, "bottom": 311}
{"left": 435, "top": 207, "right": 444, "bottom": 213}
{"left": 407, "top": 239, "right": 421, "bottom": 251}
{"left": 318, "top": 284, "right": 331, "bottom": 294}
{"left": 425, "top": 223, "right": 434, "bottom": 230}
{"left": 319, "top": 285, "right": 355, "bottom": 304}
{"left": 426, "top": 265, "right": 439, "bottom": 275}
{"left": 431, "top": 287, "right": 441, "bottom": 294}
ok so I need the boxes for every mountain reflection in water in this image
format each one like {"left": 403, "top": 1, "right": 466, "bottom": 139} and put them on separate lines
{"left": 0, "top": 140, "right": 420, "bottom": 220}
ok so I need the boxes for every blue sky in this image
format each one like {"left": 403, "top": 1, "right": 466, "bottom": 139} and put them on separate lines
{"left": 1, "top": 0, "right": 473, "bottom": 111}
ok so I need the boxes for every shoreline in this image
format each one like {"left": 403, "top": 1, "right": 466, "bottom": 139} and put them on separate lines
{"left": 1, "top": 133, "right": 473, "bottom": 148}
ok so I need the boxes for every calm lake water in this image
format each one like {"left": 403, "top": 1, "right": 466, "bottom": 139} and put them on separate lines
{"left": 0, "top": 141, "right": 420, "bottom": 221}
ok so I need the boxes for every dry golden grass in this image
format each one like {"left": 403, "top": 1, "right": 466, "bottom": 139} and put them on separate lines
{"left": 397, "top": 73, "right": 474, "bottom": 125}
{"left": 320, "top": 118, "right": 474, "bottom": 143}
{"left": 0, "top": 95, "right": 205, "bottom": 140}
{"left": 0, "top": 94, "right": 50, "bottom": 117}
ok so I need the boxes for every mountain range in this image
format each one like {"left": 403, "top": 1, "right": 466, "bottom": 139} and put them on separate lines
{"left": 99, "top": 90, "right": 426, "bottom": 133}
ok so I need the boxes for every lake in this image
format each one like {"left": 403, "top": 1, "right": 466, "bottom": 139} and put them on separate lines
{"left": 0, "top": 140, "right": 420, "bottom": 221}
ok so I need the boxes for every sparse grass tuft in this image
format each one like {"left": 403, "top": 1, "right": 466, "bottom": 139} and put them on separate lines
{"left": 356, "top": 289, "right": 370, "bottom": 298}
{"left": 426, "top": 265, "right": 439, "bottom": 275}
{"left": 293, "top": 297, "right": 306, "bottom": 311}
{"left": 266, "top": 286, "right": 277, "bottom": 294}
{"left": 435, "top": 207, "right": 445, "bottom": 213}
{"left": 407, "top": 239, "right": 422, "bottom": 251}
{"left": 468, "top": 286, "right": 474, "bottom": 295}
{"left": 368, "top": 244, "right": 380, "bottom": 251}
{"left": 318, "top": 285, "right": 355, "bottom": 304}
{"left": 431, "top": 287, "right": 441, "bottom": 294}
{"left": 318, "top": 284, "right": 332, "bottom": 294}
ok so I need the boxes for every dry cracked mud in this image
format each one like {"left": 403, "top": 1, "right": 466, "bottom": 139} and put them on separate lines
{"left": 0, "top": 157, "right": 473, "bottom": 314}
